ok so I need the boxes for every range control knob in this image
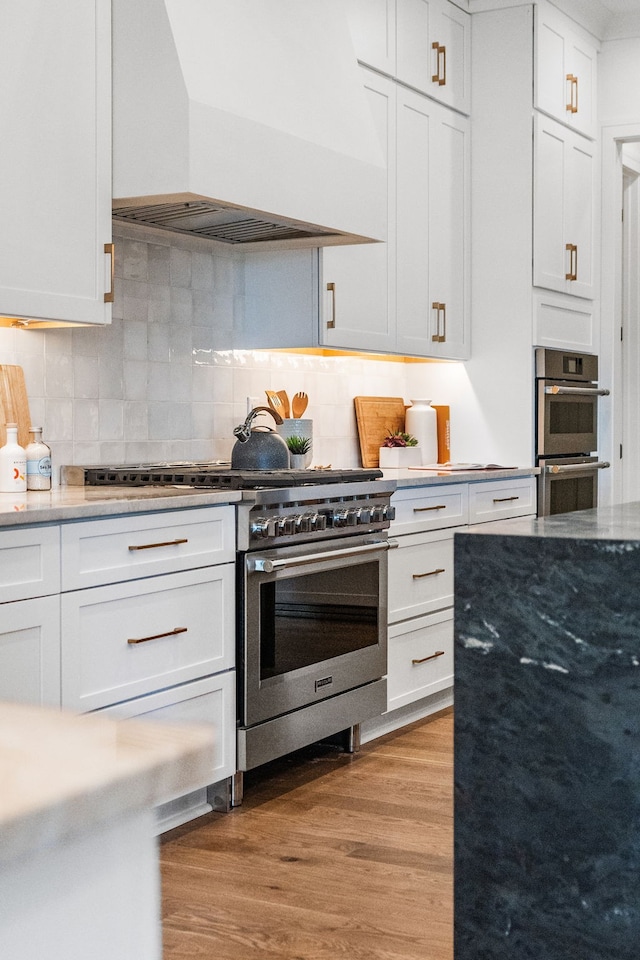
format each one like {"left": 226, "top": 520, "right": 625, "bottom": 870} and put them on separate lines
{"left": 332, "top": 508, "right": 349, "bottom": 527}
{"left": 345, "top": 508, "right": 360, "bottom": 525}
{"left": 314, "top": 513, "right": 327, "bottom": 532}
{"left": 251, "top": 517, "right": 271, "bottom": 539}
{"left": 384, "top": 504, "right": 396, "bottom": 521}
{"left": 277, "top": 516, "right": 296, "bottom": 536}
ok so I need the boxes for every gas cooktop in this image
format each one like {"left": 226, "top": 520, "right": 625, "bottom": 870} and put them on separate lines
{"left": 61, "top": 461, "right": 384, "bottom": 490}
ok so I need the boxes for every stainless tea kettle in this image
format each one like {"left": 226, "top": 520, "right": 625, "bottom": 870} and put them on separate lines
{"left": 231, "top": 406, "right": 290, "bottom": 470}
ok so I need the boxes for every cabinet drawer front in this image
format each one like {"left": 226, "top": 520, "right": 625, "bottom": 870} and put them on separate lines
{"left": 388, "top": 530, "right": 454, "bottom": 623}
{"left": 387, "top": 610, "right": 453, "bottom": 712}
{"left": 61, "top": 565, "right": 235, "bottom": 712}
{"left": 96, "top": 672, "right": 236, "bottom": 785}
{"left": 468, "top": 478, "right": 536, "bottom": 523}
{"left": 0, "top": 595, "right": 61, "bottom": 707}
{"left": 390, "top": 484, "right": 468, "bottom": 535}
{"left": 0, "top": 526, "right": 60, "bottom": 603}
{"left": 61, "top": 506, "right": 235, "bottom": 590}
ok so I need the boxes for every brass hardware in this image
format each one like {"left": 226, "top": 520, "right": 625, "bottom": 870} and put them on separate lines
{"left": 412, "top": 650, "right": 445, "bottom": 664}
{"left": 127, "top": 626, "right": 188, "bottom": 645}
{"left": 128, "top": 538, "right": 189, "bottom": 551}
{"left": 326, "top": 282, "right": 336, "bottom": 329}
{"left": 432, "top": 42, "right": 446, "bottom": 86}
{"left": 412, "top": 568, "right": 445, "bottom": 579}
{"left": 566, "top": 74, "right": 578, "bottom": 113}
{"left": 104, "top": 242, "right": 115, "bottom": 303}
{"left": 565, "top": 243, "right": 577, "bottom": 281}
{"left": 413, "top": 504, "right": 447, "bottom": 512}
{"left": 492, "top": 496, "right": 519, "bottom": 503}
{"left": 431, "top": 302, "right": 446, "bottom": 342}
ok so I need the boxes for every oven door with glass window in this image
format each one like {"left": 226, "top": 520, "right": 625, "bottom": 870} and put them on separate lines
{"left": 537, "top": 456, "right": 610, "bottom": 516}
{"left": 537, "top": 379, "right": 600, "bottom": 457}
{"left": 238, "top": 536, "right": 389, "bottom": 728}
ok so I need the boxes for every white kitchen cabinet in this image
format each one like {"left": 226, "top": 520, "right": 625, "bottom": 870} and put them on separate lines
{"left": 533, "top": 289, "right": 598, "bottom": 353}
{"left": 0, "top": 525, "right": 60, "bottom": 604}
{"left": 534, "top": 0, "right": 598, "bottom": 141}
{"left": 387, "top": 609, "right": 453, "bottom": 711}
{"left": 388, "top": 528, "right": 454, "bottom": 623}
{"left": 0, "top": 596, "right": 60, "bottom": 707}
{"left": 0, "top": 0, "right": 112, "bottom": 325}
{"left": 347, "top": 0, "right": 471, "bottom": 115}
{"left": 468, "top": 476, "right": 536, "bottom": 523}
{"left": 533, "top": 113, "right": 597, "bottom": 300}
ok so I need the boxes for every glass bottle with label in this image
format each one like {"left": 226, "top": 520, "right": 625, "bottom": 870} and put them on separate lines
{"left": 0, "top": 423, "right": 27, "bottom": 492}
{"left": 25, "top": 426, "right": 52, "bottom": 490}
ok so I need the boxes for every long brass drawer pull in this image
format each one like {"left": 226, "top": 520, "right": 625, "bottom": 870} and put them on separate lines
{"left": 566, "top": 73, "right": 578, "bottom": 113}
{"left": 492, "top": 496, "right": 519, "bottom": 503}
{"left": 104, "top": 242, "right": 115, "bottom": 303}
{"left": 128, "top": 626, "right": 188, "bottom": 645}
{"left": 128, "top": 538, "right": 189, "bottom": 551}
{"left": 565, "top": 243, "right": 578, "bottom": 281}
{"left": 432, "top": 41, "right": 446, "bottom": 86}
{"left": 326, "top": 282, "right": 336, "bottom": 329}
{"left": 412, "top": 650, "right": 445, "bottom": 665}
{"left": 413, "top": 505, "right": 447, "bottom": 512}
{"left": 413, "top": 568, "right": 445, "bottom": 579}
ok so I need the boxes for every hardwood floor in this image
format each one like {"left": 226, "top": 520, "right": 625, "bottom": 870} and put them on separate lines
{"left": 160, "top": 708, "right": 453, "bottom": 960}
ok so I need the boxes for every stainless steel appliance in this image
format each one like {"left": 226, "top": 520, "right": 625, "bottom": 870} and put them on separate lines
{"left": 535, "top": 348, "right": 610, "bottom": 516}
{"left": 66, "top": 462, "right": 396, "bottom": 801}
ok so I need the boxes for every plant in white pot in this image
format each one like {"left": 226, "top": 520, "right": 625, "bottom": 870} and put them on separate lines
{"left": 286, "top": 435, "right": 312, "bottom": 468}
{"left": 378, "top": 430, "right": 421, "bottom": 468}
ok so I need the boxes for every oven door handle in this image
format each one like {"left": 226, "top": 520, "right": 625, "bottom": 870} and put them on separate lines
{"left": 546, "top": 461, "right": 610, "bottom": 475}
{"left": 248, "top": 539, "right": 391, "bottom": 574}
{"left": 544, "top": 385, "right": 610, "bottom": 397}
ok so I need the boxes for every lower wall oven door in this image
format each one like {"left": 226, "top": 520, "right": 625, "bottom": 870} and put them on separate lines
{"left": 537, "top": 457, "right": 610, "bottom": 516}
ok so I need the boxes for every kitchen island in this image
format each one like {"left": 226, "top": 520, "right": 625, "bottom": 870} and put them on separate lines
{"left": 0, "top": 701, "right": 214, "bottom": 960}
{"left": 454, "top": 502, "right": 640, "bottom": 960}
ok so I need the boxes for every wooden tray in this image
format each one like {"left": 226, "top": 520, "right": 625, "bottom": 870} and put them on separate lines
{"left": 0, "top": 365, "right": 32, "bottom": 448}
{"left": 354, "top": 396, "right": 406, "bottom": 468}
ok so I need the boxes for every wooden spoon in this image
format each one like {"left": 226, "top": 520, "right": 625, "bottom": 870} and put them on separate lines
{"left": 292, "top": 391, "right": 308, "bottom": 418}
{"left": 276, "top": 390, "right": 290, "bottom": 418}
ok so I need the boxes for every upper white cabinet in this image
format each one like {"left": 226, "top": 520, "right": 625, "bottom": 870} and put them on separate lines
{"left": 533, "top": 113, "right": 597, "bottom": 300}
{"left": 0, "top": 0, "right": 112, "bottom": 325}
{"left": 347, "top": 0, "right": 471, "bottom": 115}
{"left": 534, "top": 0, "right": 598, "bottom": 141}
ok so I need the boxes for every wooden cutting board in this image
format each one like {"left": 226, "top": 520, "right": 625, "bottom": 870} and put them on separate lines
{"left": 0, "top": 365, "right": 32, "bottom": 448}
{"left": 354, "top": 396, "right": 406, "bottom": 467}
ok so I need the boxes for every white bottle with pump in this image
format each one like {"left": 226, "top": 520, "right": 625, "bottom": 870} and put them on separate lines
{"left": 25, "top": 426, "right": 52, "bottom": 490}
{"left": 0, "top": 424, "right": 27, "bottom": 492}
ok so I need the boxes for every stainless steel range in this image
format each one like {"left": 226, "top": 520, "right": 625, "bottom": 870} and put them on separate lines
{"left": 68, "top": 462, "right": 396, "bottom": 803}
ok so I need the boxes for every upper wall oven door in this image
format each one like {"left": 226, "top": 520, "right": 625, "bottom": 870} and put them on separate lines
{"left": 536, "top": 379, "right": 606, "bottom": 457}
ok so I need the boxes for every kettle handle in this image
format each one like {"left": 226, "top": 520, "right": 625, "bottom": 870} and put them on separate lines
{"left": 233, "top": 404, "right": 284, "bottom": 443}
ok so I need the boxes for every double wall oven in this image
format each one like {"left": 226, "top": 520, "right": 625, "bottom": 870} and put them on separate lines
{"left": 535, "top": 348, "right": 610, "bottom": 516}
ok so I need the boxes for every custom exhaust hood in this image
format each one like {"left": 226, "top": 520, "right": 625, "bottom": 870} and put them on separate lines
{"left": 112, "top": 0, "right": 387, "bottom": 249}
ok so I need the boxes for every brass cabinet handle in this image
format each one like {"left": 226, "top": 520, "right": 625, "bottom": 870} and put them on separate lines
{"left": 412, "top": 568, "right": 446, "bottom": 579}
{"left": 128, "top": 538, "right": 189, "bottom": 551}
{"left": 104, "top": 242, "right": 115, "bottom": 303}
{"left": 326, "top": 282, "right": 336, "bottom": 329}
{"left": 565, "top": 243, "right": 578, "bottom": 281}
{"left": 492, "top": 496, "right": 519, "bottom": 503}
{"left": 432, "top": 41, "right": 446, "bottom": 86}
{"left": 413, "top": 504, "right": 447, "bottom": 512}
{"left": 412, "top": 650, "right": 445, "bottom": 665}
{"left": 127, "top": 626, "right": 187, "bottom": 645}
{"left": 566, "top": 74, "right": 578, "bottom": 113}
{"left": 431, "top": 302, "right": 446, "bottom": 342}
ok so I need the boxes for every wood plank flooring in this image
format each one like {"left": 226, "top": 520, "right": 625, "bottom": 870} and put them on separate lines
{"left": 160, "top": 708, "right": 453, "bottom": 960}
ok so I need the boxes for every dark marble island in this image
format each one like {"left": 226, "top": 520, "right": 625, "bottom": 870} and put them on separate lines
{"left": 454, "top": 503, "right": 640, "bottom": 960}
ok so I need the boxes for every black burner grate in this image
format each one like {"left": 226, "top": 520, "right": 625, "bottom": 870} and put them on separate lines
{"left": 78, "top": 463, "right": 383, "bottom": 490}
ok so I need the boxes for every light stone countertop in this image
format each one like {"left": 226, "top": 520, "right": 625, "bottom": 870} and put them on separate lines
{"left": 462, "top": 500, "right": 640, "bottom": 541}
{"left": 0, "top": 701, "right": 215, "bottom": 864}
{"left": 0, "top": 485, "right": 242, "bottom": 528}
{"left": 383, "top": 466, "right": 539, "bottom": 489}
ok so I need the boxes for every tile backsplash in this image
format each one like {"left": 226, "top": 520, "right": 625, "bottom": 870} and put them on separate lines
{"left": 0, "top": 225, "right": 464, "bottom": 481}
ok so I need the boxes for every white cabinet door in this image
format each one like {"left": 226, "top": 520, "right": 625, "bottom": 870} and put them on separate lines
{"left": 321, "top": 70, "right": 395, "bottom": 353}
{"left": 0, "top": 0, "right": 112, "bottom": 325}
{"left": 346, "top": 0, "right": 396, "bottom": 78}
{"left": 396, "top": 0, "right": 471, "bottom": 114}
{"left": 534, "top": 1, "right": 598, "bottom": 141}
{"left": 396, "top": 90, "right": 470, "bottom": 358}
{"left": 534, "top": 114, "right": 596, "bottom": 300}
{"left": 0, "top": 596, "right": 60, "bottom": 707}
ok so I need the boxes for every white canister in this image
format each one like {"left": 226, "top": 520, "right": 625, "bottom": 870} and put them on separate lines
{"left": 405, "top": 400, "right": 438, "bottom": 465}
{"left": 0, "top": 423, "right": 27, "bottom": 492}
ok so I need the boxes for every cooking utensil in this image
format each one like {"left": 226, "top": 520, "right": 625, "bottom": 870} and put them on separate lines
{"left": 354, "top": 396, "right": 406, "bottom": 468}
{"left": 231, "top": 405, "right": 290, "bottom": 469}
{"left": 291, "top": 391, "right": 308, "bottom": 418}
{"left": 276, "top": 390, "right": 290, "bottom": 418}
{"left": 0, "top": 365, "right": 31, "bottom": 448}
{"left": 265, "top": 390, "right": 283, "bottom": 414}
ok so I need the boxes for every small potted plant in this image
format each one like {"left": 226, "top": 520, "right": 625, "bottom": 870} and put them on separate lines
{"left": 286, "top": 435, "right": 312, "bottom": 468}
{"left": 378, "top": 429, "right": 421, "bottom": 468}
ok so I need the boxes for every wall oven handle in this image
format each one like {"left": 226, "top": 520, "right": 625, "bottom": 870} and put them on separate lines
{"left": 544, "top": 385, "right": 610, "bottom": 397}
{"left": 249, "top": 539, "right": 390, "bottom": 574}
{"left": 546, "top": 461, "right": 610, "bottom": 475}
